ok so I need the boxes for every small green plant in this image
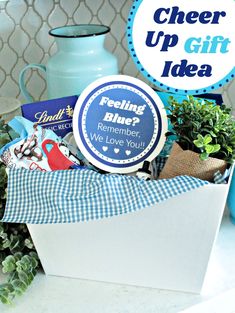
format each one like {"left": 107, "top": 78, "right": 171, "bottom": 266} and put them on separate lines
{"left": 0, "top": 119, "right": 17, "bottom": 150}
{"left": 193, "top": 134, "right": 220, "bottom": 160}
{"left": 0, "top": 118, "right": 40, "bottom": 305}
{"left": 167, "top": 96, "right": 235, "bottom": 163}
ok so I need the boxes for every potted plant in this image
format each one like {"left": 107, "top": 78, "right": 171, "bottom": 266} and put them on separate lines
{"left": 0, "top": 118, "right": 39, "bottom": 305}
{"left": 159, "top": 96, "right": 235, "bottom": 181}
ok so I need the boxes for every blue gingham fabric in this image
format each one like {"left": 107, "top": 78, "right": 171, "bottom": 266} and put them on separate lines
{"left": 152, "top": 156, "right": 168, "bottom": 179}
{"left": 213, "top": 167, "right": 232, "bottom": 184}
{"left": 2, "top": 168, "right": 209, "bottom": 224}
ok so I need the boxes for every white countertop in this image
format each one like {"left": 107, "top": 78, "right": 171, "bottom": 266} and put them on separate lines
{"left": 1, "top": 216, "right": 235, "bottom": 313}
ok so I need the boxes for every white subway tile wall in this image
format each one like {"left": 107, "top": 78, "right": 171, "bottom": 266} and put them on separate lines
{"left": 0, "top": 0, "right": 234, "bottom": 112}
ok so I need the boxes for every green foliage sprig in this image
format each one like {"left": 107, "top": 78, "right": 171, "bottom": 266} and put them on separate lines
{"left": 0, "top": 118, "right": 40, "bottom": 305}
{"left": 167, "top": 96, "right": 235, "bottom": 163}
{"left": 0, "top": 119, "right": 17, "bottom": 150}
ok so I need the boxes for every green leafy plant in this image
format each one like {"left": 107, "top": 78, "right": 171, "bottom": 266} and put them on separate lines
{"left": 167, "top": 96, "right": 235, "bottom": 163}
{"left": 0, "top": 118, "right": 40, "bottom": 305}
{"left": 0, "top": 119, "right": 17, "bottom": 150}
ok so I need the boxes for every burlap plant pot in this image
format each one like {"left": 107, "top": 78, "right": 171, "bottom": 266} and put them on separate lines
{"left": 159, "top": 142, "right": 227, "bottom": 181}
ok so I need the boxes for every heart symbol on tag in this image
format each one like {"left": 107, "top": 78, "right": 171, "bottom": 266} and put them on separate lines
{"left": 125, "top": 150, "right": 131, "bottom": 156}
{"left": 114, "top": 148, "right": 120, "bottom": 154}
{"left": 102, "top": 146, "right": 108, "bottom": 152}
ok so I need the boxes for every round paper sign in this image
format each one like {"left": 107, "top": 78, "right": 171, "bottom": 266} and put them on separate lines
{"left": 128, "top": 0, "right": 235, "bottom": 94}
{"left": 73, "top": 75, "right": 167, "bottom": 173}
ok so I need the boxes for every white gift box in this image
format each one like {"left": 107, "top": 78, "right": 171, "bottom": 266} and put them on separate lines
{"left": 27, "top": 168, "right": 234, "bottom": 294}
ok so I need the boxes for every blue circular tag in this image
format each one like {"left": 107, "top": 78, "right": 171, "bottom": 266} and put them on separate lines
{"left": 128, "top": 0, "right": 235, "bottom": 95}
{"left": 73, "top": 75, "right": 167, "bottom": 173}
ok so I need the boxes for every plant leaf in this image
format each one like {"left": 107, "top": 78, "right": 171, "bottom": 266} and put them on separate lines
{"left": 200, "top": 152, "right": 209, "bottom": 161}
{"left": 193, "top": 139, "right": 204, "bottom": 148}
{"left": 212, "top": 144, "right": 221, "bottom": 153}
{"left": 205, "top": 145, "right": 215, "bottom": 154}
{"left": 204, "top": 134, "right": 212, "bottom": 145}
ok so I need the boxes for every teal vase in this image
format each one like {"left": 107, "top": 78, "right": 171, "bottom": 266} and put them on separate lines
{"left": 19, "top": 25, "right": 118, "bottom": 101}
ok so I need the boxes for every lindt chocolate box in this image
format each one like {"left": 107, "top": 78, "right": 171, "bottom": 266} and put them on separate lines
{"left": 21, "top": 95, "right": 78, "bottom": 138}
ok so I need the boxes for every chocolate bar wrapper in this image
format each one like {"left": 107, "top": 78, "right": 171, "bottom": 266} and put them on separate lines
{"left": 21, "top": 95, "right": 78, "bottom": 138}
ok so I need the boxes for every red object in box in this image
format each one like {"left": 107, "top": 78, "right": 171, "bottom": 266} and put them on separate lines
{"left": 42, "top": 139, "right": 74, "bottom": 171}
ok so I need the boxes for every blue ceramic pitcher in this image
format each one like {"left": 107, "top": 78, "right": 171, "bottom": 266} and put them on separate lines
{"left": 19, "top": 24, "right": 118, "bottom": 102}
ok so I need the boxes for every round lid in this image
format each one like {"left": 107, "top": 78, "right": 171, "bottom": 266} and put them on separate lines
{"left": 73, "top": 75, "right": 168, "bottom": 173}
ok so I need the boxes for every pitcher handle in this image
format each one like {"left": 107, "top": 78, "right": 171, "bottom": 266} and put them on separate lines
{"left": 19, "top": 64, "right": 46, "bottom": 102}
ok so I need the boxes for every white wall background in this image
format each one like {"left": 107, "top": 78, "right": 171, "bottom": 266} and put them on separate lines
{"left": 0, "top": 0, "right": 234, "bottom": 114}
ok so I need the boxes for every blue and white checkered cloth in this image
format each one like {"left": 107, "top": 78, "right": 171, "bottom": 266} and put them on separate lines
{"left": 213, "top": 167, "right": 232, "bottom": 184}
{"left": 2, "top": 168, "right": 209, "bottom": 224}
